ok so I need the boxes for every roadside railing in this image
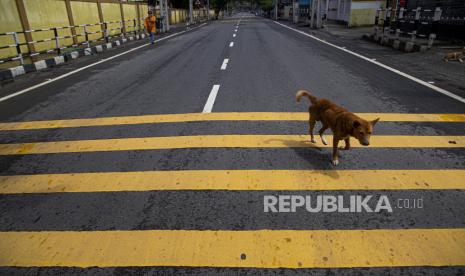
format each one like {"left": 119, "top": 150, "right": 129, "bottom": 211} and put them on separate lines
{"left": 375, "top": 7, "right": 441, "bottom": 40}
{"left": 0, "top": 18, "right": 147, "bottom": 65}
{"left": 374, "top": 6, "right": 465, "bottom": 45}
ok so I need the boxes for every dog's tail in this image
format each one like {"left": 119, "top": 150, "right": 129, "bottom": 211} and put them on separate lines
{"left": 296, "top": 90, "right": 317, "bottom": 104}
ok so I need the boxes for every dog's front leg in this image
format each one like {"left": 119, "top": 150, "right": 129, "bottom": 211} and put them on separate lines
{"left": 332, "top": 137, "right": 340, "bottom": 166}
{"left": 343, "top": 138, "right": 350, "bottom": 150}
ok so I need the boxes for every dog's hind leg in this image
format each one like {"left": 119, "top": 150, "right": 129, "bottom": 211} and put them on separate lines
{"left": 318, "top": 124, "right": 329, "bottom": 145}
{"left": 309, "top": 116, "right": 316, "bottom": 143}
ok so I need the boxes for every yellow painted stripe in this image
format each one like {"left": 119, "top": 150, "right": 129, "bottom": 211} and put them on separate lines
{"left": 1, "top": 170, "right": 464, "bottom": 194}
{"left": 1, "top": 229, "right": 464, "bottom": 268}
{"left": 0, "top": 112, "right": 464, "bottom": 131}
{"left": 0, "top": 135, "right": 463, "bottom": 155}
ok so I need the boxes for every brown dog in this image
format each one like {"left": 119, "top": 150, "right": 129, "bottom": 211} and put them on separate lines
{"left": 443, "top": 47, "right": 465, "bottom": 62}
{"left": 296, "top": 90, "right": 379, "bottom": 165}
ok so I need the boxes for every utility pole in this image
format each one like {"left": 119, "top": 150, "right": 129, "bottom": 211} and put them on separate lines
{"left": 165, "top": 0, "right": 170, "bottom": 31}
{"left": 274, "top": 0, "right": 278, "bottom": 20}
{"left": 292, "top": 0, "right": 294, "bottom": 22}
{"left": 207, "top": 0, "right": 210, "bottom": 20}
{"left": 159, "top": 0, "right": 165, "bottom": 32}
{"left": 316, "top": 0, "right": 321, "bottom": 28}
{"left": 310, "top": 0, "right": 316, "bottom": 28}
{"left": 293, "top": 0, "right": 299, "bottom": 23}
{"left": 189, "top": 0, "right": 193, "bottom": 24}
{"left": 325, "top": 0, "right": 329, "bottom": 21}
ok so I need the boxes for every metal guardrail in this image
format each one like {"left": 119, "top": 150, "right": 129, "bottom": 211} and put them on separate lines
{"left": 0, "top": 18, "right": 147, "bottom": 65}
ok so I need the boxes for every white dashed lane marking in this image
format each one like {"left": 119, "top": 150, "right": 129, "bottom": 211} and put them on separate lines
{"left": 220, "top": 59, "right": 229, "bottom": 70}
{"left": 202, "top": 85, "right": 221, "bottom": 113}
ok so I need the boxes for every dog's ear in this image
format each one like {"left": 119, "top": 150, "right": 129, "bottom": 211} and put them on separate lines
{"left": 371, "top": 118, "right": 380, "bottom": 126}
{"left": 353, "top": 121, "right": 361, "bottom": 128}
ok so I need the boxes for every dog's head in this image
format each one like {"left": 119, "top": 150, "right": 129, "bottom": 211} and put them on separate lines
{"left": 352, "top": 118, "right": 379, "bottom": 146}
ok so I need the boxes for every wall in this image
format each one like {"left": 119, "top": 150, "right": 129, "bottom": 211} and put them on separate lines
{"left": 101, "top": 2, "right": 122, "bottom": 36}
{"left": 0, "top": 0, "right": 193, "bottom": 61}
{"left": 171, "top": 9, "right": 186, "bottom": 25}
{"left": 138, "top": 4, "right": 148, "bottom": 29}
{"left": 282, "top": 6, "right": 291, "bottom": 19}
{"left": 170, "top": 9, "right": 190, "bottom": 24}
{"left": 123, "top": 4, "right": 138, "bottom": 32}
{"left": 71, "top": 1, "right": 102, "bottom": 42}
{"left": 325, "top": 0, "right": 384, "bottom": 26}
{"left": 349, "top": 0, "right": 384, "bottom": 27}
{"left": 24, "top": 0, "right": 73, "bottom": 52}
{"left": 327, "top": 0, "right": 351, "bottom": 22}
{"left": 0, "top": 0, "right": 26, "bottom": 58}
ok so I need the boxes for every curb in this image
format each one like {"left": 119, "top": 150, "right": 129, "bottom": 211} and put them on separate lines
{"left": 0, "top": 33, "right": 148, "bottom": 83}
{"left": 362, "top": 33, "right": 431, "bottom": 53}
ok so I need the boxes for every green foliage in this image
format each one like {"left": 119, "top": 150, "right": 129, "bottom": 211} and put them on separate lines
{"left": 171, "top": 0, "right": 189, "bottom": 9}
{"left": 170, "top": 0, "right": 228, "bottom": 10}
{"left": 257, "top": 0, "right": 273, "bottom": 11}
{"left": 211, "top": 0, "right": 228, "bottom": 11}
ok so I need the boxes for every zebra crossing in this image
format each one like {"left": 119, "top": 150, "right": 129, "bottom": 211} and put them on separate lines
{"left": 0, "top": 112, "right": 464, "bottom": 273}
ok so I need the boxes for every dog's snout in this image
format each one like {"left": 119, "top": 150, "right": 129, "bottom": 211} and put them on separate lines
{"left": 360, "top": 139, "right": 370, "bottom": 146}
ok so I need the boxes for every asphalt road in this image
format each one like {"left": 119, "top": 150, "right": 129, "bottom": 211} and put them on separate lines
{"left": 0, "top": 13, "right": 464, "bottom": 275}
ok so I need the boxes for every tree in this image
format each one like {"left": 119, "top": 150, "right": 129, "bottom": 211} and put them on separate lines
{"left": 257, "top": 0, "right": 273, "bottom": 11}
{"left": 170, "top": 0, "right": 189, "bottom": 9}
{"left": 211, "top": 0, "right": 228, "bottom": 17}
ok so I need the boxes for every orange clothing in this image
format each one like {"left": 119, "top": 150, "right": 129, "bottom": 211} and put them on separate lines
{"left": 144, "top": 15, "right": 156, "bottom": 33}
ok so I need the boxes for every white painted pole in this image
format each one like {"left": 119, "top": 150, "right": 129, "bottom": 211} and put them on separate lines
{"left": 316, "top": 0, "right": 321, "bottom": 28}
{"left": 325, "top": 0, "right": 329, "bottom": 21}
{"left": 310, "top": 0, "right": 316, "bottom": 28}
{"left": 165, "top": 0, "right": 170, "bottom": 31}
{"left": 159, "top": 0, "right": 165, "bottom": 32}
{"left": 274, "top": 0, "right": 278, "bottom": 20}
{"left": 294, "top": 0, "right": 299, "bottom": 23}
{"left": 189, "top": 0, "right": 193, "bottom": 24}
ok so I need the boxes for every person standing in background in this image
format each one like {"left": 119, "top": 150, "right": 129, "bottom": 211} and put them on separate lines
{"left": 144, "top": 10, "right": 156, "bottom": 44}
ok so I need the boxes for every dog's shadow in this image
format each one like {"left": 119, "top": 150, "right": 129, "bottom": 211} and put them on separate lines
{"left": 265, "top": 138, "right": 340, "bottom": 180}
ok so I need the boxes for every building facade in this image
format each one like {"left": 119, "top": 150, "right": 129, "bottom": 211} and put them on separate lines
{"left": 327, "top": 0, "right": 385, "bottom": 26}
